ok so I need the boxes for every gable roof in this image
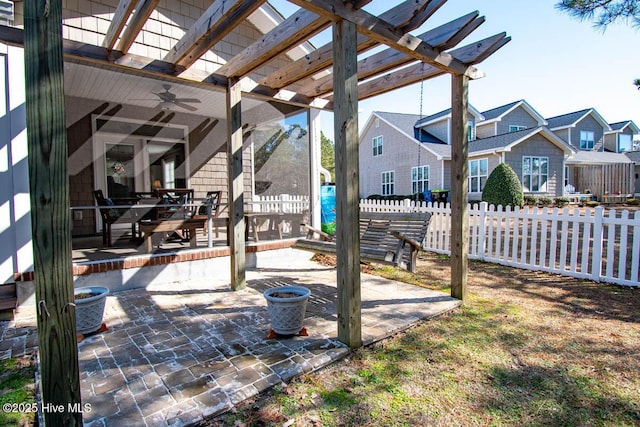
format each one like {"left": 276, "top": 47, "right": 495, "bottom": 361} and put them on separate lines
{"left": 607, "top": 120, "right": 640, "bottom": 134}
{"left": 414, "top": 104, "right": 484, "bottom": 128}
{"left": 546, "top": 108, "right": 611, "bottom": 131}
{"left": 374, "top": 111, "right": 422, "bottom": 137}
{"left": 468, "top": 126, "right": 574, "bottom": 155}
{"left": 479, "top": 99, "right": 547, "bottom": 126}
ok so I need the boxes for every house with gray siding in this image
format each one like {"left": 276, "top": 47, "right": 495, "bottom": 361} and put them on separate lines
{"left": 547, "top": 109, "right": 637, "bottom": 197}
{"left": 547, "top": 108, "right": 611, "bottom": 151}
{"left": 475, "top": 99, "right": 547, "bottom": 138}
{"left": 359, "top": 103, "right": 573, "bottom": 200}
{"left": 605, "top": 121, "right": 639, "bottom": 153}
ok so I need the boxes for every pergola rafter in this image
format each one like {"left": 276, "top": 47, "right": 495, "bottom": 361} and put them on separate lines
{"left": 16, "top": 2, "right": 510, "bottom": 422}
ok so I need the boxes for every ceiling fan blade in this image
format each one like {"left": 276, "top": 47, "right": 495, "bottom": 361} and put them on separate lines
{"left": 174, "top": 98, "right": 201, "bottom": 104}
{"left": 174, "top": 102, "right": 198, "bottom": 112}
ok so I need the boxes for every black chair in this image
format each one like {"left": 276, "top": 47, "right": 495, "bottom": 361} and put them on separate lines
{"left": 93, "top": 189, "right": 118, "bottom": 247}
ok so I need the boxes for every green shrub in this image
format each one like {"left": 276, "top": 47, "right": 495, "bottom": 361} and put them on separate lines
{"left": 481, "top": 163, "right": 524, "bottom": 209}
{"left": 627, "top": 198, "right": 640, "bottom": 206}
{"left": 537, "top": 196, "right": 553, "bottom": 207}
{"left": 584, "top": 200, "right": 599, "bottom": 207}
{"left": 523, "top": 194, "right": 537, "bottom": 207}
{"left": 554, "top": 196, "right": 570, "bottom": 208}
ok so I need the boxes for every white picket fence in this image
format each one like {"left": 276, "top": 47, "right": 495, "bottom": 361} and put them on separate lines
{"left": 251, "top": 194, "right": 309, "bottom": 213}
{"left": 360, "top": 199, "right": 640, "bottom": 287}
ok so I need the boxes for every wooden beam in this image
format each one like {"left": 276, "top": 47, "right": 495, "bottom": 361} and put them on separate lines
{"left": 299, "top": 12, "right": 482, "bottom": 98}
{"left": 288, "top": 0, "right": 482, "bottom": 78}
{"left": 450, "top": 32, "right": 511, "bottom": 65}
{"left": 450, "top": 73, "right": 469, "bottom": 301}
{"left": 164, "top": 0, "right": 265, "bottom": 68}
{"left": 259, "top": 0, "right": 440, "bottom": 89}
{"left": 216, "top": 9, "right": 328, "bottom": 78}
{"left": 353, "top": 61, "right": 444, "bottom": 101}
{"left": 115, "top": 0, "right": 159, "bottom": 53}
{"left": 333, "top": 19, "right": 362, "bottom": 349}
{"left": 227, "top": 77, "right": 246, "bottom": 290}
{"left": 102, "top": 0, "right": 136, "bottom": 50}
{"left": 24, "top": 1, "right": 82, "bottom": 424}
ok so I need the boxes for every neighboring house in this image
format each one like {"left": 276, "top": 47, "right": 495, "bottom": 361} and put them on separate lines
{"left": 546, "top": 109, "right": 636, "bottom": 197}
{"left": 475, "top": 99, "right": 547, "bottom": 138}
{"left": 605, "top": 121, "right": 640, "bottom": 153}
{"left": 359, "top": 101, "right": 573, "bottom": 200}
{"left": 546, "top": 108, "right": 611, "bottom": 152}
{"left": 360, "top": 100, "right": 637, "bottom": 202}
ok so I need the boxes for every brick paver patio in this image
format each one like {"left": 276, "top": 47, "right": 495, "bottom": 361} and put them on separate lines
{"left": 1, "top": 250, "right": 461, "bottom": 426}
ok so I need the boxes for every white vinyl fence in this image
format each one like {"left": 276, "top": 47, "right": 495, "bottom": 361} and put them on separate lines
{"left": 360, "top": 199, "right": 640, "bottom": 287}
{"left": 251, "top": 194, "right": 309, "bottom": 213}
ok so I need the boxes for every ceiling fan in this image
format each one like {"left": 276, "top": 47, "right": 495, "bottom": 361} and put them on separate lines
{"left": 131, "top": 84, "right": 201, "bottom": 112}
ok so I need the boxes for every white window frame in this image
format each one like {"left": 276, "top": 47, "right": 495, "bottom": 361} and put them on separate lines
{"left": 411, "top": 165, "right": 429, "bottom": 194}
{"left": 468, "top": 158, "right": 488, "bottom": 193}
{"left": 467, "top": 121, "right": 475, "bottom": 141}
{"left": 381, "top": 170, "right": 395, "bottom": 195}
{"left": 618, "top": 133, "right": 632, "bottom": 152}
{"left": 580, "top": 130, "right": 595, "bottom": 149}
{"left": 373, "top": 135, "right": 383, "bottom": 157}
{"left": 522, "top": 156, "right": 549, "bottom": 193}
{"left": 509, "top": 125, "right": 526, "bottom": 132}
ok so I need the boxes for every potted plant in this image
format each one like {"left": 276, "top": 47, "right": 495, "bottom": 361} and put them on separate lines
{"left": 74, "top": 286, "right": 109, "bottom": 335}
{"left": 263, "top": 285, "right": 311, "bottom": 336}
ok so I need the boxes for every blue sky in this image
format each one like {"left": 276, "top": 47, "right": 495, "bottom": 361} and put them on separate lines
{"left": 270, "top": 1, "right": 639, "bottom": 141}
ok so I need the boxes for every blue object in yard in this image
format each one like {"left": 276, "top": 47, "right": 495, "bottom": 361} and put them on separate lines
{"left": 423, "top": 189, "right": 432, "bottom": 203}
{"left": 320, "top": 183, "right": 336, "bottom": 235}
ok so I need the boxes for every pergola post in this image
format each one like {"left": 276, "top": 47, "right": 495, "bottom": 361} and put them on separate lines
{"left": 24, "top": 0, "right": 82, "bottom": 424}
{"left": 227, "top": 76, "right": 246, "bottom": 290}
{"left": 450, "top": 73, "right": 469, "bottom": 302}
{"left": 332, "top": 18, "right": 362, "bottom": 348}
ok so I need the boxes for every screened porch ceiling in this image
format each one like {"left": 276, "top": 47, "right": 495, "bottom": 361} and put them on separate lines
{"left": 3, "top": 0, "right": 510, "bottom": 116}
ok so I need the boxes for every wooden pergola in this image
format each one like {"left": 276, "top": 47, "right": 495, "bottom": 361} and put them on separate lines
{"left": 12, "top": 0, "right": 509, "bottom": 423}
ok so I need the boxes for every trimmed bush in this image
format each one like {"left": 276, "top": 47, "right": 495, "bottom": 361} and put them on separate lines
{"left": 537, "top": 196, "right": 553, "bottom": 207}
{"left": 585, "top": 200, "right": 600, "bottom": 207}
{"left": 523, "top": 194, "right": 537, "bottom": 207}
{"left": 554, "top": 196, "right": 570, "bottom": 208}
{"left": 482, "top": 163, "right": 524, "bottom": 209}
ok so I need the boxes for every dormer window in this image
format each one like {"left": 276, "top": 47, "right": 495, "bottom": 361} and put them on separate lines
{"left": 580, "top": 131, "right": 595, "bottom": 149}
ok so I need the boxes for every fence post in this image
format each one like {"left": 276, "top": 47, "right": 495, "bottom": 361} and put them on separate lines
{"left": 478, "top": 202, "right": 488, "bottom": 261}
{"left": 590, "top": 206, "right": 604, "bottom": 282}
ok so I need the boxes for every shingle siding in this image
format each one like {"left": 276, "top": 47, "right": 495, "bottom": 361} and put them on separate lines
{"left": 360, "top": 118, "right": 444, "bottom": 197}
{"left": 568, "top": 115, "right": 604, "bottom": 150}
{"left": 53, "top": 1, "right": 291, "bottom": 78}
{"left": 503, "top": 134, "right": 565, "bottom": 197}
{"left": 497, "top": 106, "right": 539, "bottom": 134}
{"left": 476, "top": 122, "right": 495, "bottom": 139}
{"left": 423, "top": 119, "right": 449, "bottom": 143}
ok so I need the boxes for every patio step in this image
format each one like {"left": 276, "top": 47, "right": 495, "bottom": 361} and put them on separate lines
{"left": 0, "top": 283, "right": 17, "bottom": 320}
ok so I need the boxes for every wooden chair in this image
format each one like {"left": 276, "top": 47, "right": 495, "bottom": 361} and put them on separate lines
{"left": 195, "top": 191, "right": 223, "bottom": 237}
{"left": 93, "top": 189, "right": 118, "bottom": 247}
